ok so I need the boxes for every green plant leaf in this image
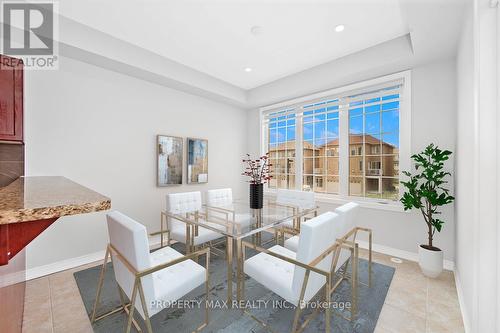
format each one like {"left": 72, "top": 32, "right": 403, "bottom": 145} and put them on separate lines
{"left": 400, "top": 143, "right": 454, "bottom": 247}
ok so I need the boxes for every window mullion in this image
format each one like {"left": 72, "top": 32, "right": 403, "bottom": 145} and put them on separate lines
{"left": 339, "top": 98, "right": 349, "bottom": 197}
{"left": 295, "top": 110, "right": 303, "bottom": 190}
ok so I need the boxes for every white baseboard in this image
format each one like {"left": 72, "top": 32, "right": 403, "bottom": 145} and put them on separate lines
{"left": 26, "top": 250, "right": 106, "bottom": 281}
{"left": 453, "top": 268, "right": 471, "bottom": 333}
{"left": 25, "top": 236, "right": 164, "bottom": 281}
{"left": 356, "top": 240, "right": 455, "bottom": 271}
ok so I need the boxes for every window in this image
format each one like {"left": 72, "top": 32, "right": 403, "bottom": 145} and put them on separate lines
{"left": 267, "top": 109, "right": 296, "bottom": 189}
{"left": 348, "top": 87, "right": 400, "bottom": 200}
{"left": 302, "top": 99, "right": 340, "bottom": 194}
{"left": 262, "top": 71, "right": 410, "bottom": 203}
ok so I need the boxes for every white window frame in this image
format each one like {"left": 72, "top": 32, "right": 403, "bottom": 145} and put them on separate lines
{"left": 260, "top": 70, "right": 411, "bottom": 210}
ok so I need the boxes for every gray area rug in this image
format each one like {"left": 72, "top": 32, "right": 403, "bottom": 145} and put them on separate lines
{"left": 74, "top": 240, "right": 394, "bottom": 333}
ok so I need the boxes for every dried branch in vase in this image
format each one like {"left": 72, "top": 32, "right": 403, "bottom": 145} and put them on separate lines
{"left": 241, "top": 153, "right": 273, "bottom": 185}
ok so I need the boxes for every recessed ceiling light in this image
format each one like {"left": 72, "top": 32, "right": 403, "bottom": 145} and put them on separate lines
{"left": 335, "top": 24, "right": 345, "bottom": 32}
{"left": 390, "top": 257, "right": 403, "bottom": 264}
{"left": 244, "top": 67, "right": 252, "bottom": 72}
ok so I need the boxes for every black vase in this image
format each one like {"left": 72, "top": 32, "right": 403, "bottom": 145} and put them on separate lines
{"left": 249, "top": 183, "right": 264, "bottom": 209}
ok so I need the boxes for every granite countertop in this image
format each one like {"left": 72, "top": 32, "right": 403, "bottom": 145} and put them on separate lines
{"left": 0, "top": 176, "right": 111, "bottom": 224}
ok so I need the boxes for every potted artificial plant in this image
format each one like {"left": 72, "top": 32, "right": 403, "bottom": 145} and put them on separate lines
{"left": 400, "top": 144, "right": 454, "bottom": 278}
{"left": 242, "top": 153, "right": 272, "bottom": 209}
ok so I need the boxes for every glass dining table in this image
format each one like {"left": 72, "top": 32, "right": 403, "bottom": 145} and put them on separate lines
{"left": 161, "top": 198, "right": 318, "bottom": 304}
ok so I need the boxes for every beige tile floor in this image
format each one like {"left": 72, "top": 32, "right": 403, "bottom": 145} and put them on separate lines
{"left": 22, "top": 249, "right": 465, "bottom": 333}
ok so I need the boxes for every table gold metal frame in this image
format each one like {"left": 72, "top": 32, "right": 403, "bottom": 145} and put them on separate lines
{"left": 91, "top": 244, "right": 210, "bottom": 333}
{"left": 240, "top": 238, "right": 359, "bottom": 333}
{"left": 156, "top": 202, "right": 317, "bottom": 304}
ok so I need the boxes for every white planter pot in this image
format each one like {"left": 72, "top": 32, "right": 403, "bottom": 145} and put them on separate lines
{"left": 418, "top": 245, "right": 443, "bottom": 278}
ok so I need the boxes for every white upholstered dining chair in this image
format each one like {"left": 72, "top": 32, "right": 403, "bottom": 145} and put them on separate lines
{"left": 284, "top": 202, "right": 373, "bottom": 288}
{"left": 161, "top": 191, "right": 226, "bottom": 253}
{"left": 273, "top": 189, "right": 317, "bottom": 244}
{"left": 91, "top": 211, "right": 210, "bottom": 333}
{"left": 206, "top": 188, "right": 252, "bottom": 230}
{"left": 242, "top": 211, "right": 358, "bottom": 332}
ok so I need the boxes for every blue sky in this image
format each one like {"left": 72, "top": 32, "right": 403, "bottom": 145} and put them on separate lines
{"left": 269, "top": 95, "right": 400, "bottom": 149}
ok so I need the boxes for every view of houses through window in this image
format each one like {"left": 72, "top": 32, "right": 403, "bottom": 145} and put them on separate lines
{"left": 267, "top": 110, "right": 296, "bottom": 189}
{"left": 265, "top": 80, "right": 403, "bottom": 201}
{"left": 348, "top": 92, "right": 400, "bottom": 199}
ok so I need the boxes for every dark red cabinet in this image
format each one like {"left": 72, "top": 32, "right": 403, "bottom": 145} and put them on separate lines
{"left": 0, "top": 55, "right": 23, "bottom": 142}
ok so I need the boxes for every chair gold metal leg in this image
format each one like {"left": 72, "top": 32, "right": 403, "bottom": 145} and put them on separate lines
{"left": 241, "top": 239, "right": 246, "bottom": 302}
{"left": 91, "top": 246, "right": 141, "bottom": 332}
{"left": 191, "top": 225, "right": 196, "bottom": 253}
{"left": 193, "top": 250, "right": 211, "bottom": 332}
{"left": 236, "top": 238, "right": 243, "bottom": 302}
{"left": 116, "top": 285, "right": 142, "bottom": 332}
{"left": 226, "top": 236, "right": 233, "bottom": 304}
{"left": 325, "top": 276, "right": 331, "bottom": 333}
{"left": 160, "top": 212, "right": 164, "bottom": 248}
{"left": 125, "top": 280, "right": 139, "bottom": 333}
{"left": 186, "top": 225, "right": 191, "bottom": 254}
{"left": 165, "top": 214, "right": 171, "bottom": 247}
{"left": 292, "top": 270, "right": 311, "bottom": 333}
{"left": 91, "top": 247, "right": 110, "bottom": 323}
{"left": 205, "top": 251, "right": 210, "bottom": 327}
{"left": 291, "top": 306, "right": 303, "bottom": 333}
{"left": 122, "top": 303, "right": 142, "bottom": 332}
{"left": 351, "top": 243, "right": 359, "bottom": 320}
{"left": 138, "top": 280, "right": 153, "bottom": 333}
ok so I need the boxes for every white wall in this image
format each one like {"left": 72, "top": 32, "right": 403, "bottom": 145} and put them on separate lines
{"left": 455, "top": 5, "right": 475, "bottom": 331}
{"left": 24, "top": 56, "right": 247, "bottom": 269}
{"left": 247, "top": 58, "right": 457, "bottom": 261}
{"left": 473, "top": 0, "right": 498, "bottom": 331}
{"left": 455, "top": 1, "right": 499, "bottom": 332}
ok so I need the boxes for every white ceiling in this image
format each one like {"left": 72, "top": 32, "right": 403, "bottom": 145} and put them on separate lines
{"left": 59, "top": 0, "right": 413, "bottom": 90}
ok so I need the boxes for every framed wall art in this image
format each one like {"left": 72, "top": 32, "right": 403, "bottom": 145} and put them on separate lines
{"left": 187, "top": 138, "right": 208, "bottom": 184}
{"left": 157, "top": 135, "right": 183, "bottom": 186}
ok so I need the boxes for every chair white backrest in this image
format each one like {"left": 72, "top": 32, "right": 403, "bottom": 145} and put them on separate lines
{"left": 106, "top": 211, "right": 154, "bottom": 318}
{"left": 335, "top": 202, "right": 360, "bottom": 234}
{"left": 166, "top": 191, "right": 203, "bottom": 214}
{"left": 291, "top": 211, "right": 339, "bottom": 302}
{"left": 207, "top": 188, "right": 233, "bottom": 207}
{"left": 334, "top": 202, "right": 360, "bottom": 270}
{"left": 166, "top": 191, "right": 203, "bottom": 230}
{"left": 276, "top": 189, "right": 315, "bottom": 210}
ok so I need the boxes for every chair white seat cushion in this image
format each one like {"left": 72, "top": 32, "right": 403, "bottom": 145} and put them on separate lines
{"left": 244, "top": 245, "right": 298, "bottom": 305}
{"left": 284, "top": 235, "right": 299, "bottom": 252}
{"left": 170, "top": 221, "right": 224, "bottom": 246}
{"left": 148, "top": 247, "right": 206, "bottom": 316}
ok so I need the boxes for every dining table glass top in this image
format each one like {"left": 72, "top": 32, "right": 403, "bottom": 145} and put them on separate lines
{"left": 165, "top": 198, "right": 318, "bottom": 240}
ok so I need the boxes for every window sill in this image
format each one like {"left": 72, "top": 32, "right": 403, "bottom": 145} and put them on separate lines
{"left": 264, "top": 191, "right": 407, "bottom": 212}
